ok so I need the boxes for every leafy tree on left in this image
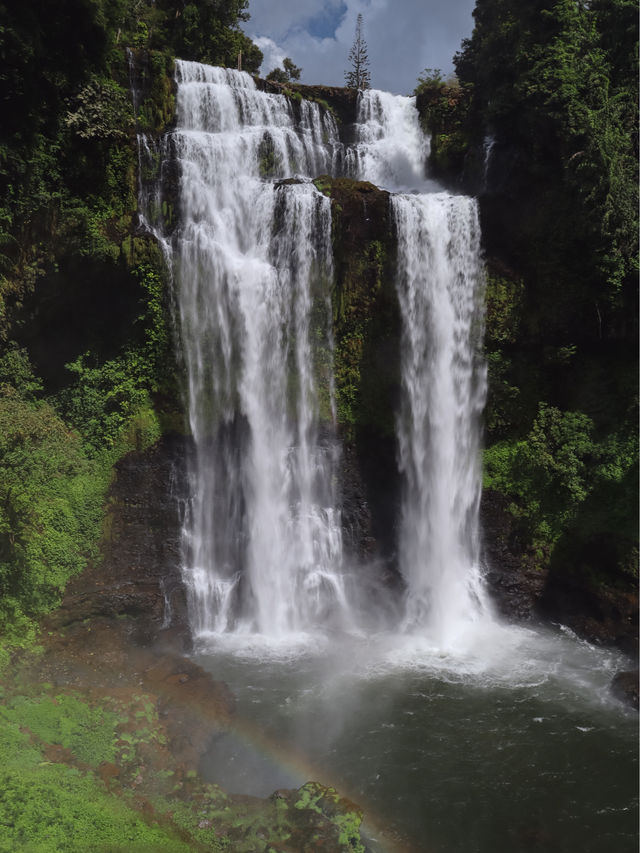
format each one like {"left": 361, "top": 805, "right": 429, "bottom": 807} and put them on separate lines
{"left": 0, "top": 349, "right": 107, "bottom": 647}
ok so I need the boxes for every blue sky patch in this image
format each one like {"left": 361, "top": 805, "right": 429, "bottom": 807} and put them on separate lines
{"left": 306, "top": 2, "right": 347, "bottom": 39}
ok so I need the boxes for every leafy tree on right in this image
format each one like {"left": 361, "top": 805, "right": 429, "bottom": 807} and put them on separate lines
{"left": 266, "top": 57, "right": 302, "bottom": 83}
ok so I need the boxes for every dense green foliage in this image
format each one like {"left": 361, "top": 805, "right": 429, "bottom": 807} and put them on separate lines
{"left": 0, "top": 688, "right": 194, "bottom": 852}
{"left": 0, "top": 341, "right": 168, "bottom": 652}
{"left": 449, "top": 0, "right": 638, "bottom": 582}
{"left": 0, "top": 678, "right": 366, "bottom": 852}
{"left": 0, "top": 349, "right": 106, "bottom": 648}
{"left": 266, "top": 57, "right": 302, "bottom": 83}
{"left": 0, "top": 764, "right": 192, "bottom": 852}
{"left": 455, "top": 0, "right": 638, "bottom": 328}
{"left": 0, "top": 1, "right": 261, "bottom": 331}
{"left": 1, "top": 692, "right": 119, "bottom": 765}
{"left": 484, "top": 403, "right": 637, "bottom": 571}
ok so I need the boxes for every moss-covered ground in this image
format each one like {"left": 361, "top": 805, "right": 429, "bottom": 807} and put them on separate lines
{"left": 0, "top": 619, "right": 368, "bottom": 852}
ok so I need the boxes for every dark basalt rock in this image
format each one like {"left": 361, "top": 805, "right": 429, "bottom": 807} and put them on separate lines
{"left": 537, "top": 570, "right": 639, "bottom": 660}
{"left": 274, "top": 177, "right": 305, "bottom": 187}
{"left": 45, "top": 433, "right": 191, "bottom": 649}
{"left": 255, "top": 77, "right": 360, "bottom": 129}
{"left": 480, "top": 489, "right": 548, "bottom": 622}
{"left": 481, "top": 489, "right": 639, "bottom": 659}
{"left": 610, "top": 670, "right": 639, "bottom": 711}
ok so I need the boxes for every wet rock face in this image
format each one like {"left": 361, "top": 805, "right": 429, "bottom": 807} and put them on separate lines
{"left": 47, "top": 433, "right": 191, "bottom": 649}
{"left": 256, "top": 78, "right": 360, "bottom": 131}
{"left": 33, "top": 616, "right": 235, "bottom": 767}
{"left": 321, "top": 176, "right": 402, "bottom": 574}
{"left": 480, "top": 490, "right": 548, "bottom": 622}
{"left": 481, "top": 489, "right": 639, "bottom": 660}
{"left": 537, "top": 572, "right": 639, "bottom": 660}
{"left": 610, "top": 670, "right": 639, "bottom": 711}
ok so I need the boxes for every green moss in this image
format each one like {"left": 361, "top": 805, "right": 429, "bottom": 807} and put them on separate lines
{"left": 293, "top": 783, "right": 365, "bottom": 852}
{"left": 134, "top": 49, "right": 176, "bottom": 136}
{"left": 0, "top": 764, "right": 192, "bottom": 853}
{"left": 257, "top": 133, "right": 284, "bottom": 179}
{"left": 0, "top": 685, "right": 193, "bottom": 852}
{"left": 333, "top": 235, "right": 398, "bottom": 437}
{"left": 150, "top": 796, "right": 229, "bottom": 850}
{"left": 313, "top": 175, "right": 333, "bottom": 196}
{"left": 315, "top": 97, "right": 331, "bottom": 112}
{"left": 0, "top": 673, "right": 370, "bottom": 853}
{"left": 334, "top": 812, "right": 366, "bottom": 851}
{"left": 0, "top": 716, "right": 42, "bottom": 770}
{"left": 314, "top": 177, "right": 398, "bottom": 438}
{"left": 0, "top": 693, "right": 118, "bottom": 766}
{"left": 484, "top": 269, "right": 524, "bottom": 346}
{"left": 415, "top": 83, "right": 472, "bottom": 180}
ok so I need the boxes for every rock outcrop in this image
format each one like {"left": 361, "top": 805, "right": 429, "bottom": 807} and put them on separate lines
{"left": 45, "top": 433, "right": 191, "bottom": 648}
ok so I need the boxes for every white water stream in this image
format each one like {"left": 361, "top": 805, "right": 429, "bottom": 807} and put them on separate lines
{"left": 393, "top": 192, "right": 490, "bottom": 642}
{"left": 171, "top": 62, "right": 347, "bottom": 636}
{"left": 347, "top": 90, "right": 492, "bottom": 645}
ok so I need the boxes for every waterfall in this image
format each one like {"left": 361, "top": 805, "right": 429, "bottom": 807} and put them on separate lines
{"left": 393, "top": 194, "right": 490, "bottom": 640}
{"left": 349, "top": 89, "right": 492, "bottom": 641}
{"left": 163, "top": 63, "right": 491, "bottom": 643}
{"left": 171, "top": 61, "right": 347, "bottom": 637}
{"left": 482, "top": 133, "right": 496, "bottom": 190}
{"left": 345, "top": 89, "right": 432, "bottom": 191}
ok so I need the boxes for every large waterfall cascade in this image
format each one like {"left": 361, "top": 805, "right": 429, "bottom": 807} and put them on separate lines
{"left": 163, "top": 61, "right": 492, "bottom": 643}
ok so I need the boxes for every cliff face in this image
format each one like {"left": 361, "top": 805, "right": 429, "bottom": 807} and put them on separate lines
{"left": 316, "top": 176, "right": 401, "bottom": 573}
{"left": 45, "top": 435, "right": 190, "bottom": 647}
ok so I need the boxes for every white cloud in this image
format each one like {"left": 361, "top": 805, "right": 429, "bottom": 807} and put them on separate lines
{"left": 252, "top": 37, "right": 287, "bottom": 76}
{"left": 244, "top": 0, "right": 476, "bottom": 94}
{"left": 247, "top": 0, "right": 347, "bottom": 41}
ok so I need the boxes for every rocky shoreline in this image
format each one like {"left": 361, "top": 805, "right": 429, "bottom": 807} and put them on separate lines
{"left": 7, "top": 612, "right": 371, "bottom": 852}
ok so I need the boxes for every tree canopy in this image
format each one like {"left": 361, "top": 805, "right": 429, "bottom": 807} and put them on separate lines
{"left": 266, "top": 57, "right": 302, "bottom": 83}
{"left": 454, "top": 0, "right": 638, "bottom": 324}
{"left": 0, "top": 0, "right": 262, "bottom": 643}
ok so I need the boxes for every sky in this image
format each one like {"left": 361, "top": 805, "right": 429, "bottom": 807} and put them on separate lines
{"left": 242, "top": 0, "right": 477, "bottom": 95}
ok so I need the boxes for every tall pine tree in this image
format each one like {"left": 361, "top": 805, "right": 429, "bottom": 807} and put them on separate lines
{"left": 345, "top": 14, "right": 371, "bottom": 89}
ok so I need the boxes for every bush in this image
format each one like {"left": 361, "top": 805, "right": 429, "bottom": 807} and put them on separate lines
{"left": 0, "top": 384, "right": 108, "bottom": 643}
{"left": 484, "top": 401, "right": 637, "bottom": 571}
{"left": 0, "top": 343, "right": 164, "bottom": 649}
